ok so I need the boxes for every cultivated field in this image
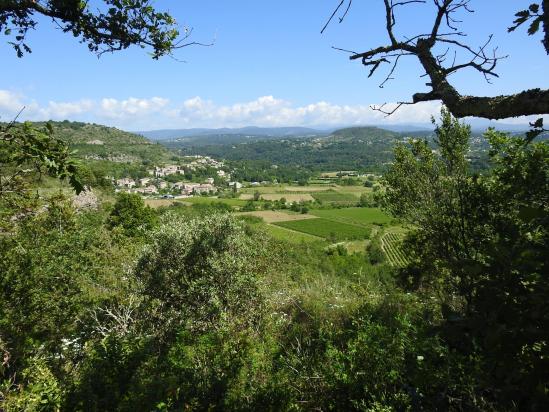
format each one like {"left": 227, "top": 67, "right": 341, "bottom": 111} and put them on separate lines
{"left": 274, "top": 218, "right": 371, "bottom": 241}
{"left": 239, "top": 193, "right": 314, "bottom": 202}
{"left": 310, "top": 207, "right": 393, "bottom": 226}
{"left": 182, "top": 197, "right": 249, "bottom": 207}
{"left": 333, "top": 186, "right": 372, "bottom": 196}
{"left": 343, "top": 240, "right": 369, "bottom": 254}
{"left": 144, "top": 199, "right": 176, "bottom": 208}
{"left": 283, "top": 185, "right": 332, "bottom": 192}
{"left": 262, "top": 193, "right": 315, "bottom": 202}
{"left": 238, "top": 184, "right": 372, "bottom": 204}
{"left": 381, "top": 231, "right": 410, "bottom": 267}
{"left": 263, "top": 224, "right": 323, "bottom": 243}
{"left": 238, "top": 210, "right": 317, "bottom": 223}
{"left": 311, "top": 190, "right": 358, "bottom": 204}
{"left": 241, "top": 185, "right": 332, "bottom": 194}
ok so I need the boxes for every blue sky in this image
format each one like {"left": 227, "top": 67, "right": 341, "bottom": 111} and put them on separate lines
{"left": 1, "top": 0, "right": 547, "bottom": 130}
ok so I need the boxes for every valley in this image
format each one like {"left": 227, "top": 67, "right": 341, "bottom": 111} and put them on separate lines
{"left": 33, "top": 121, "right": 413, "bottom": 263}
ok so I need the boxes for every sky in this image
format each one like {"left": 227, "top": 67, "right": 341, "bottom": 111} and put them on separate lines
{"left": 0, "top": 0, "right": 547, "bottom": 131}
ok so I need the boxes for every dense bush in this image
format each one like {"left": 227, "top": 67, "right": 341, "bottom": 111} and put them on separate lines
{"left": 107, "top": 192, "right": 157, "bottom": 237}
{"left": 135, "top": 214, "right": 266, "bottom": 333}
{"left": 367, "top": 235, "right": 386, "bottom": 265}
{"left": 382, "top": 110, "right": 549, "bottom": 409}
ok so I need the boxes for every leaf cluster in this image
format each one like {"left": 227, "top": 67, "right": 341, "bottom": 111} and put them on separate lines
{"left": 0, "top": 0, "right": 186, "bottom": 58}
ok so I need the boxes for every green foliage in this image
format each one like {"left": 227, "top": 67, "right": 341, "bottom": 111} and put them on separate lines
{"left": 191, "top": 201, "right": 233, "bottom": 215}
{"left": 0, "top": 195, "right": 137, "bottom": 408}
{"left": 107, "top": 192, "right": 157, "bottom": 237}
{"left": 358, "top": 192, "right": 378, "bottom": 207}
{"left": 325, "top": 243, "right": 348, "bottom": 256}
{"left": 223, "top": 159, "right": 312, "bottom": 184}
{"left": 0, "top": 121, "right": 83, "bottom": 200}
{"left": 47, "top": 121, "right": 174, "bottom": 164}
{"left": 135, "top": 214, "right": 265, "bottom": 333}
{"left": 1, "top": 355, "right": 63, "bottom": 412}
{"left": 1, "top": 0, "right": 183, "bottom": 59}
{"left": 382, "top": 108, "right": 549, "bottom": 409}
{"left": 274, "top": 218, "right": 371, "bottom": 241}
{"left": 241, "top": 200, "right": 257, "bottom": 211}
{"left": 367, "top": 234, "right": 386, "bottom": 265}
{"left": 319, "top": 294, "right": 487, "bottom": 411}
{"left": 508, "top": 3, "right": 546, "bottom": 44}
{"left": 172, "top": 127, "right": 402, "bottom": 174}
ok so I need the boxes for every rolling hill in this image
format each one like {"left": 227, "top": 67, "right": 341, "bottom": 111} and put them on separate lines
{"left": 164, "top": 126, "right": 405, "bottom": 172}
{"left": 27, "top": 121, "right": 175, "bottom": 164}
{"left": 138, "top": 126, "right": 330, "bottom": 141}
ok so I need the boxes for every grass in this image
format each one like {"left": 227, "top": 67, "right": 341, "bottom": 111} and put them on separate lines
{"left": 274, "top": 218, "right": 371, "bottom": 241}
{"left": 182, "top": 197, "right": 249, "bottom": 207}
{"left": 343, "top": 240, "right": 369, "bottom": 254}
{"left": 237, "top": 210, "right": 317, "bottom": 223}
{"left": 239, "top": 193, "right": 315, "bottom": 202}
{"left": 310, "top": 207, "right": 393, "bottom": 226}
{"left": 333, "top": 186, "right": 373, "bottom": 196}
{"left": 240, "top": 185, "right": 332, "bottom": 195}
{"left": 145, "top": 199, "right": 176, "bottom": 208}
{"left": 261, "top": 194, "right": 315, "bottom": 202}
{"left": 312, "top": 190, "right": 358, "bottom": 204}
{"left": 263, "top": 224, "right": 324, "bottom": 243}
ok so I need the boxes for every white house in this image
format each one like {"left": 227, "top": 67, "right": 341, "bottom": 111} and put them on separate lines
{"left": 116, "top": 178, "right": 136, "bottom": 188}
{"left": 229, "top": 181, "right": 243, "bottom": 191}
{"left": 139, "top": 177, "right": 151, "bottom": 186}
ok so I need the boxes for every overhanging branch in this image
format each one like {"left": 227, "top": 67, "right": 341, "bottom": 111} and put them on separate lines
{"left": 335, "top": 0, "right": 549, "bottom": 119}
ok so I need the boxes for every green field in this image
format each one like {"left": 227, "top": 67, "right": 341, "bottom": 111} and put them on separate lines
{"left": 182, "top": 197, "right": 249, "bottom": 207}
{"left": 263, "top": 224, "right": 324, "bottom": 243}
{"left": 310, "top": 207, "right": 393, "bottom": 226}
{"left": 312, "top": 190, "right": 358, "bottom": 204}
{"left": 274, "top": 218, "right": 371, "bottom": 241}
{"left": 381, "top": 231, "right": 410, "bottom": 267}
{"left": 240, "top": 185, "right": 332, "bottom": 195}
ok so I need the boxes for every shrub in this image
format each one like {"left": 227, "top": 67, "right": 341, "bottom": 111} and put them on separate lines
{"left": 367, "top": 235, "right": 386, "bottom": 265}
{"left": 107, "top": 192, "right": 157, "bottom": 237}
{"left": 134, "top": 214, "right": 266, "bottom": 333}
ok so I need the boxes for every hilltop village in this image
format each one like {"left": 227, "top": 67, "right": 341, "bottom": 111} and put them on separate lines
{"left": 112, "top": 155, "right": 243, "bottom": 197}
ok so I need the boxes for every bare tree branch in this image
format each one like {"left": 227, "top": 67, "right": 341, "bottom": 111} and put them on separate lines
{"left": 370, "top": 101, "right": 413, "bottom": 116}
{"left": 323, "top": 0, "right": 549, "bottom": 119}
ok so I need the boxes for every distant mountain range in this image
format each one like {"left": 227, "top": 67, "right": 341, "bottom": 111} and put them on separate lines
{"left": 137, "top": 120, "right": 538, "bottom": 143}
{"left": 138, "top": 126, "right": 332, "bottom": 140}
{"left": 164, "top": 125, "right": 493, "bottom": 172}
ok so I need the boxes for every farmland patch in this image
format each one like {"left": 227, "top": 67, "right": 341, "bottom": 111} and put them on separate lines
{"left": 238, "top": 210, "right": 318, "bottom": 223}
{"left": 310, "top": 207, "right": 393, "bottom": 226}
{"left": 381, "top": 231, "right": 410, "bottom": 267}
{"left": 311, "top": 190, "right": 358, "bottom": 204}
{"left": 274, "top": 218, "right": 371, "bottom": 241}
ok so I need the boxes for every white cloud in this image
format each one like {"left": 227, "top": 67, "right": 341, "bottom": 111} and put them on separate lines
{"left": 0, "top": 90, "right": 94, "bottom": 121}
{"left": 100, "top": 97, "right": 169, "bottom": 118}
{"left": 174, "top": 96, "right": 441, "bottom": 128}
{"left": 46, "top": 100, "right": 94, "bottom": 118}
{"left": 0, "top": 89, "right": 544, "bottom": 130}
{"left": 0, "top": 90, "right": 26, "bottom": 116}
